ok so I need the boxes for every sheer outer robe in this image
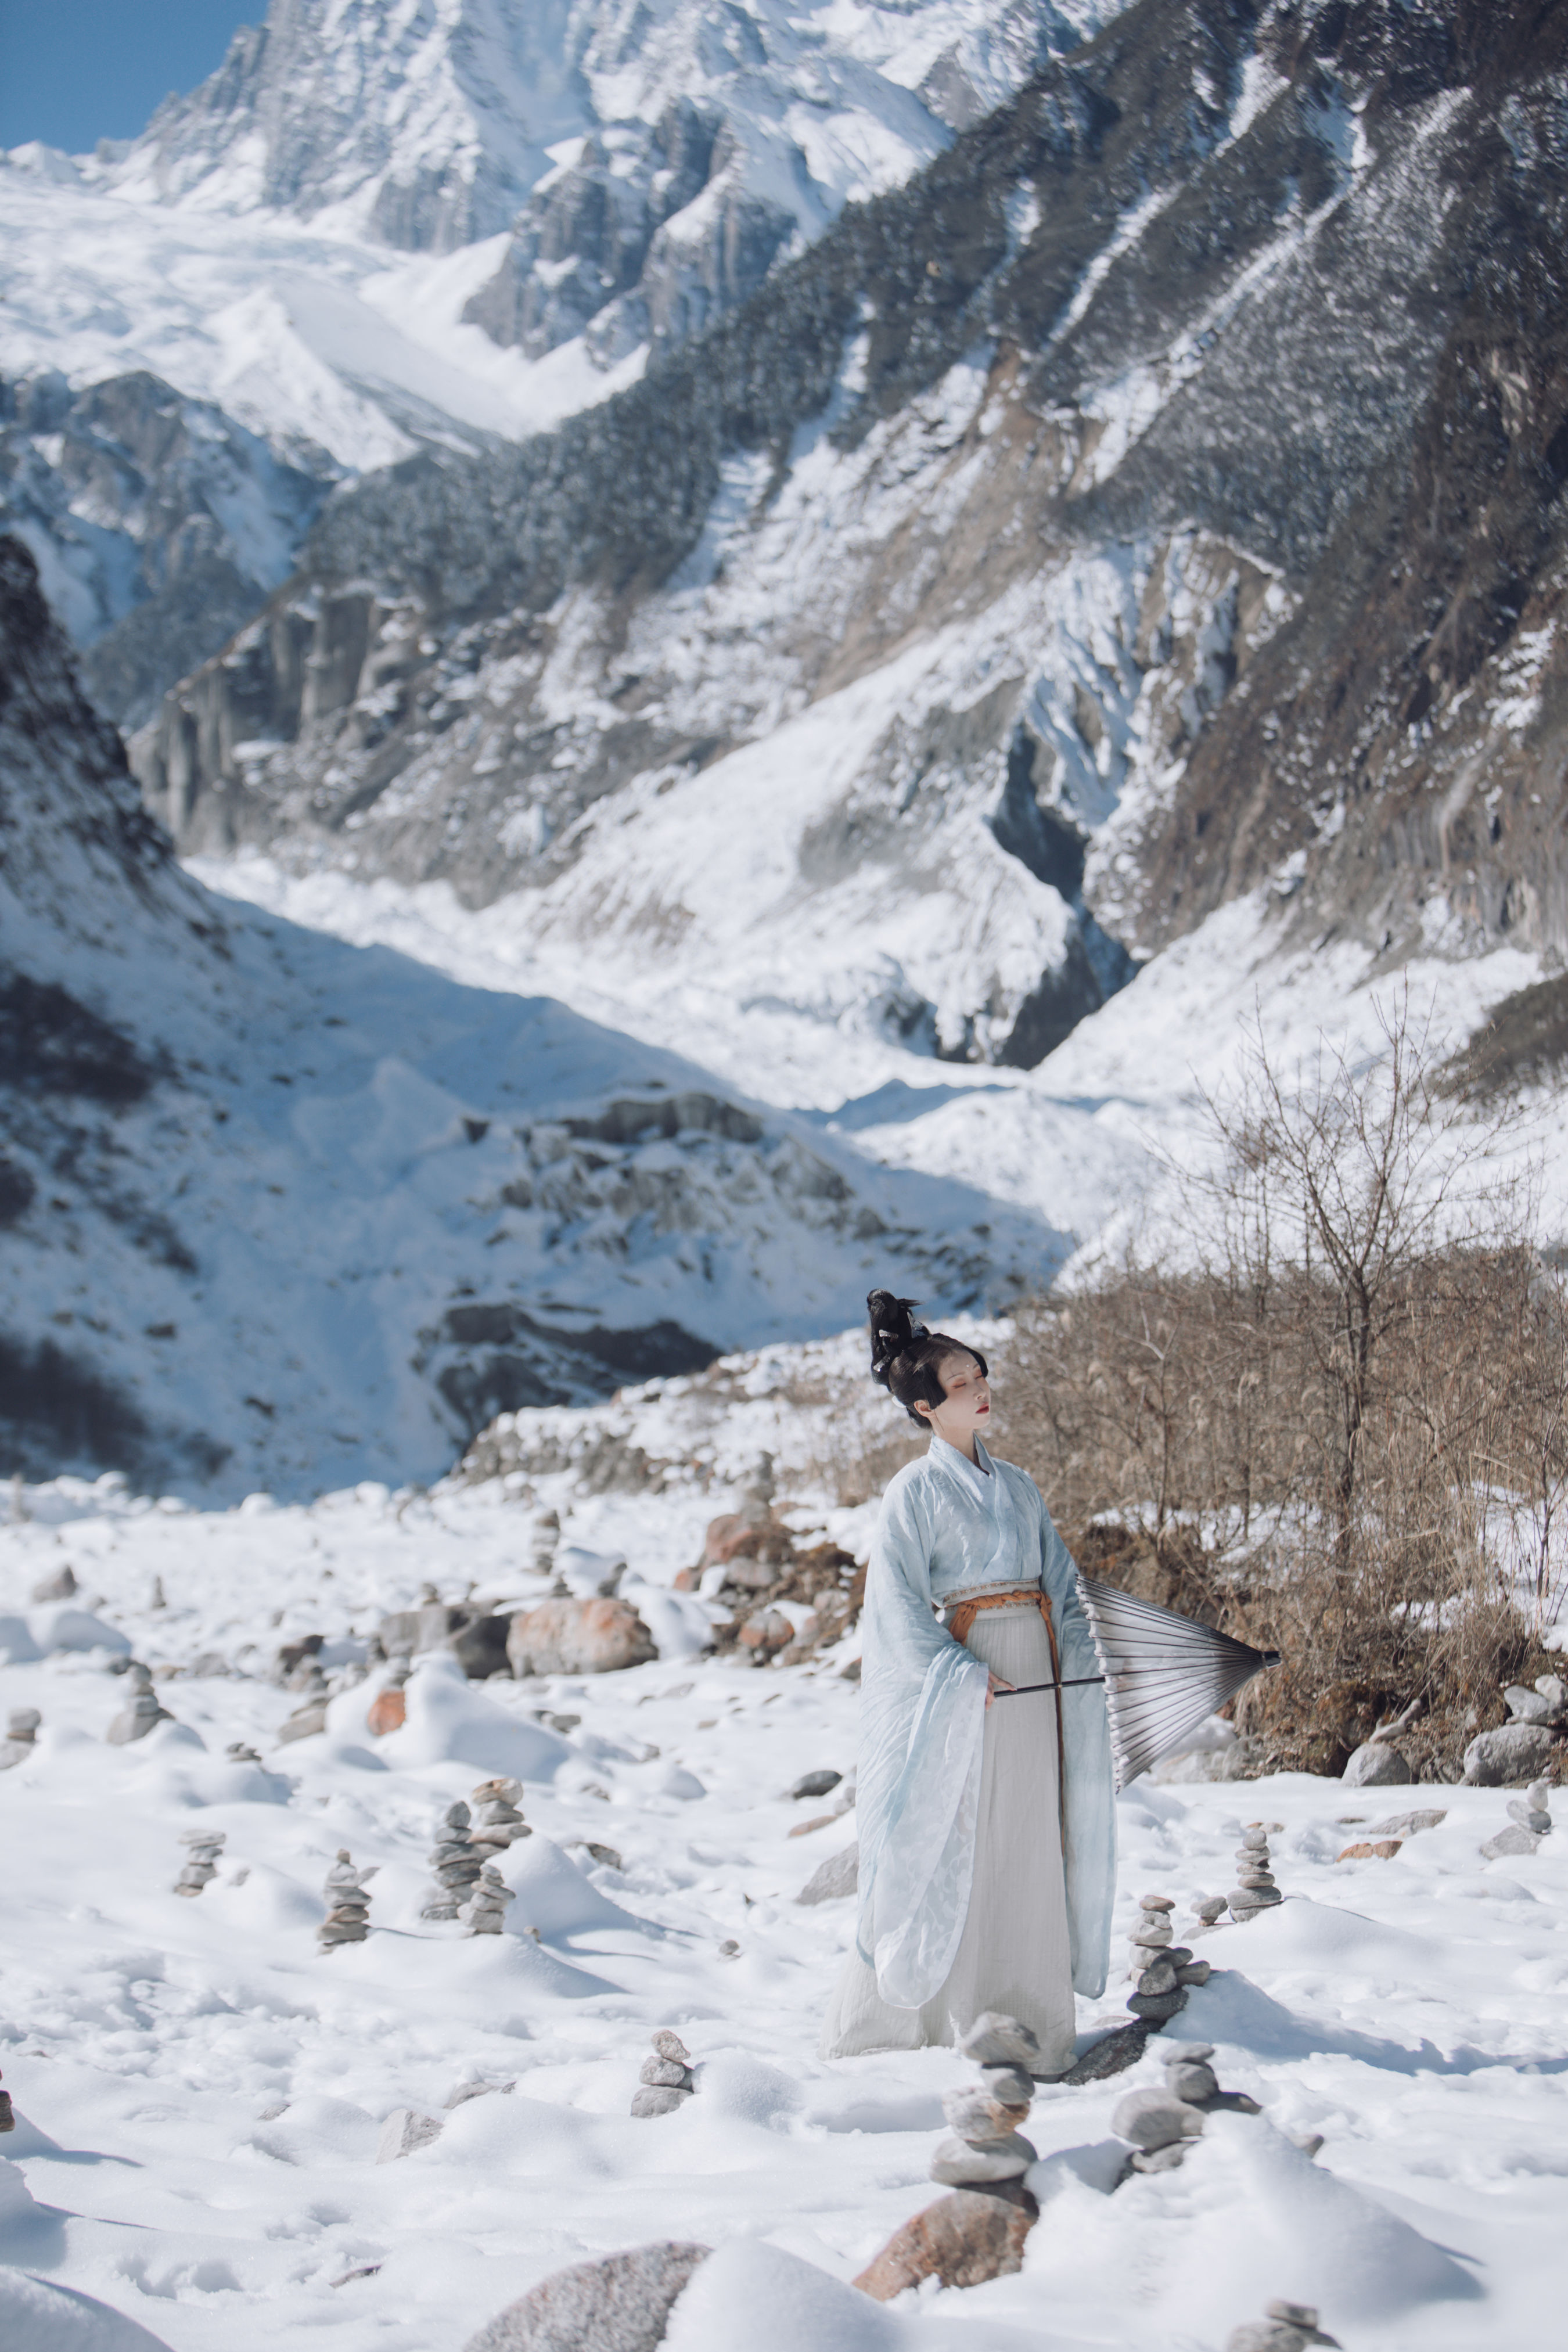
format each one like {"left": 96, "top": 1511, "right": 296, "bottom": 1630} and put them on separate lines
{"left": 853, "top": 1437, "right": 1115, "bottom": 2008}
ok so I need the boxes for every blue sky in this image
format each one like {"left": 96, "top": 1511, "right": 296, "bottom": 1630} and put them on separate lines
{"left": 0, "top": 2, "right": 259, "bottom": 154}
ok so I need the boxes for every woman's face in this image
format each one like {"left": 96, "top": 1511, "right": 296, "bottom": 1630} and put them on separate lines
{"left": 915, "top": 1350, "right": 991, "bottom": 1445}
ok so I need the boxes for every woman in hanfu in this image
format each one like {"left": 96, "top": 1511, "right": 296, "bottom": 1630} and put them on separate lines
{"left": 820, "top": 1292, "right": 1116, "bottom": 2066}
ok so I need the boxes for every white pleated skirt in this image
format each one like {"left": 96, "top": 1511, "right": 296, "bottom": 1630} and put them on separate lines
{"left": 819, "top": 1598, "right": 1076, "bottom": 2068}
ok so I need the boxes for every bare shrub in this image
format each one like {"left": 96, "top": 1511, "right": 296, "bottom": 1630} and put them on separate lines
{"left": 999, "top": 999, "right": 1567, "bottom": 1780}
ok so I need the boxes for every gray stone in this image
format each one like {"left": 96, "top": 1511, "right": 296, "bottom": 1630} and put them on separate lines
{"left": 1165, "top": 2060, "right": 1218, "bottom": 2102}
{"left": 956, "top": 2012, "right": 1042, "bottom": 2071}
{"left": 1465, "top": 1724, "right": 1558, "bottom": 1785}
{"left": 1138, "top": 1893, "right": 1175, "bottom": 1912}
{"left": 796, "top": 1842, "right": 858, "bottom": 1904}
{"left": 1130, "top": 2143, "right": 1187, "bottom": 2173}
{"left": 1535, "top": 1677, "right": 1567, "bottom": 1709}
{"left": 1130, "top": 1916, "right": 1174, "bottom": 1948}
{"left": 7, "top": 1708, "right": 40, "bottom": 1738}
{"left": 1177, "top": 1959, "right": 1213, "bottom": 1986}
{"left": 1480, "top": 1824, "right": 1541, "bottom": 1858}
{"left": 977, "top": 2064, "right": 1035, "bottom": 2106}
{"left": 1364, "top": 1808, "right": 1447, "bottom": 1837}
{"left": 1229, "top": 1886, "right": 1283, "bottom": 1914}
{"left": 1127, "top": 1987, "right": 1188, "bottom": 2022}
{"left": 1239, "top": 1826, "right": 1269, "bottom": 1850}
{"left": 1193, "top": 1896, "right": 1228, "bottom": 1924}
{"left": 650, "top": 2030, "right": 691, "bottom": 2066}
{"left": 463, "top": 2242, "right": 711, "bottom": 2351}
{"left": 1526, "top": 1778, "right": 1552, "bottom": 1808}
{"left": 630, "top": 2085, "right": 691, "bottom": 2117}
{"left": 1504, "top": 1684, "right": 1553, "bottom": 1723}
{"left": 1342, "top": 1740, "right": 1414, "bottom": 1786}
{"left": 376, "top": 2108, "right": 442, "bottom": 2162}
{"left": 278, "top": 1700, "right": 329, "bottom": 1743}
{"left": 30, "top": 1565, "right": 78, "bottom": 1602}
{"left": 943, "top": 2083, "right": 1030, "bottom": 2141}
{"left": 929, "top": 2128, "right": 1036, "bottom": 2185}
{"left": 1134, "top": 1958, "right": 1179, "bottom": 1997}
{"left": 106, "top": 1693, "right": 172, "bottom": 1743}
{"left": 1506, "top": 1800, "right": 1552, "bottom": 1834}
{"left": 1112, "top": 2088, "right": 1204, "bottom": 2151}
{"left": 639, "top": 2056, "right": 691, "bottom": 2090}
{"left": 1165, "top": 2042, "right": 1215, "bottom": 2063}
{"left": 790, "top": 1770, "right": 842, "bottom": 1800}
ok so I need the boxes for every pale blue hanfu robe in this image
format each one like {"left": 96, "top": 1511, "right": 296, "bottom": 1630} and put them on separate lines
{"left": 820, "top": 1433, "right": 1115, "bottom": 2062}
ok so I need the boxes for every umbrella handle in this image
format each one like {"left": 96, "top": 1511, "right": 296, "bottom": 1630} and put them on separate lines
{"left": 990, "top": 1676, "right": 1106, "bottom": 1696}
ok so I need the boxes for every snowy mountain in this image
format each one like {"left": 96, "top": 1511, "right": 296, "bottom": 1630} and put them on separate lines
{"left": 0, "top": 532, "right": 1063, "bottom": 1496}
{"left": 132, "top": 0, "right": 1568, "bottom": 1088}
{"left": 0, "top": 1, "right": 1123, "bottom": 719}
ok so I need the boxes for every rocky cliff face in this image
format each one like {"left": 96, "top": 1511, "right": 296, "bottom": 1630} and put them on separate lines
{"left": 0, "top": 369, "right": 334, "bottom": 729}
{"left": 132, "top": 0, "right": 1568, "bottom": 1070}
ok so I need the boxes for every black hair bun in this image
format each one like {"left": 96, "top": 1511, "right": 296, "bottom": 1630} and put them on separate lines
{"left": 866, "top": 1289, "right": 927, "bottom": 1387}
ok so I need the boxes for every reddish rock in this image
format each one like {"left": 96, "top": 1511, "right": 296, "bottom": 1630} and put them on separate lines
{"left": 672, "top": 1565, "right": 703, "bottom": 1592}
{"left": 507, "top": 1598, "right": 657, "bottom": 1677}
{"left": 853, "top": 2188, "right": 1037, "bottom": 2300}
{"left": 1337, "top": 1838, "right": 1403, "bottom": 1861}
{"left": 738, "top": 1610, "right": 792, "bottom": 1655}
{"left": 366, "top": 1686, "right": 407, "bottom": 1736}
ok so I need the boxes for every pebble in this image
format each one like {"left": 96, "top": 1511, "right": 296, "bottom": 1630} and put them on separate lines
{"left": 790, "top": 1770, "right": 843, "bottom": 1800}
{"left": 376, "top": 2108, "right": 441, "bottom": 2162}
{"left": 943, "top": 2083, "right": 1029, "bottom": 2141}
{"left": 1134, "top": 1958, "right": 1179, "bottom": 1997}
{"left": 422, "top": 1801, "right": 481, "bottom": 1920}
{"left": 1130, "top": 1916, "right": 1174, "bottom": 1948}
{"left": 30, "top": 1566, "right": 77, "bottom": 1602}
{"left": 978, "top": 2063, "right": 1035, "bottom": 2106}
{"left": 1480, "top": 1824, "right": 1541, "bottom": 1859}
{"left": 1505, "top": 1800, "right": 1552, "bottom": 1834}
{"left": 650, "top": 2031, "right": 691, "bottom": 2066}
{"left": 1138, "top": 1893, "right": 1175, "bottom": 1912}
{"left": 1178, "top": 1959, "right": 1212, "bottom": 1986}
{"left": 1192, "top": 1896, "right": 1228, "bottom": 1925}
{"left": 1111, "top": 2088, "right": 1205, "bottom": 2152}
{"left": 0, "top": 1706, "right": 40, "bottom": 1770}
{"left": 929, "top": 2129, "right": 1037, "bottom": 2185}
{"left": 956, "top": 2012, "right": 1042, "bottom": 2072}
{"left": 630, "top": 2086, "right": 690, "bottom": 2118}
{"left": 1165, "top": 2059, "right": 1218, "bottom": 2102}
{"left": 469, "top": 1777, "right": 531, "bottom": 1853}
{"left": 640, "top": 2056, "right": 690, "bottom": 2089}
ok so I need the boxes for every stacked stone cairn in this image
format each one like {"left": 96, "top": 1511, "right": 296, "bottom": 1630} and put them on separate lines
{"left": 0, "top": 1707, "right": 40, "bottom": 1768}
{"left": 1227, "top": 2299, "right": 1342, "bottom": 2350}
{"left": 1125, "top": 1894, "right": 1209, "bottom": 2022}
{"left": 631, "top": 2030, "right": 696, "bottom": 2117}
{"left": 927, "top": 2013, "right": 1041, "bottom": 2190}
{"left": 458, "top": 1864, "right": 516, "bottom": 1936}
{"left": 422, "top": 1800, "right": 482, "bottom": 1921}
{"left": 174, "top": 1825, "right": 226, "bottom": 1896}
{"left": 1228, "top": 1824, "right": 1283, "bottom": 1919}
{"left": 278, "top": 1659, "right": 332, "bottom": 1743}
{"left": 533, "top": 1509, "right": 561, "bottom": 1584}
{"left": 467, "top": 1777, "right": 531, "bottom": 1854}
{"left": 1481, "top": 1777, "right": 1555, "bottom": 1860}
{"left": 106, "top": 1662, "right": 173, "bottom": 1745}
{"left": 318, "top": 1850, "right": 377, "bottom": 1949}
{"left": 1111, "top": 2042, "right": 1261, "bottom": 2176}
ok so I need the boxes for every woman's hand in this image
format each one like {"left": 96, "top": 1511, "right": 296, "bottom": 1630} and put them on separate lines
{"left": 985, "top": 1670, "right": 1016, "bottom": 1710}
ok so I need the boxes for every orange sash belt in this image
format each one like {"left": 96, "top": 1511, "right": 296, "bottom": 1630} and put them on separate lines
{"left": 947, "top": 1587, "right": 1067, "bottom": 1829}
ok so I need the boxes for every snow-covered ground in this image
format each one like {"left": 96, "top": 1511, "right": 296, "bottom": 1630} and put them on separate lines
{"left": 1, "top": 1369, "right": 1564, "bottom": 2352}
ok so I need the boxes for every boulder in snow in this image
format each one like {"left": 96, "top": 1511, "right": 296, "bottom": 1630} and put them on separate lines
{"left": 853, "top": 2186, "right": 1036, "bottom": 2300}
{"left": 1463, "top": 1724, "right": 1558, "bottom": 1785}
{"left": 463, "top": 2241, "right": 710, "bottom": 2351}
{"left": 1341, "top": 1741, "right": 1413, "bottom": 1786}
{"left": 506, "top": 1598, "right": 656, "bottom": 1677}
{"left": 796, "top": 1843, "right": 858, "bottom": 1904}
{"left": 376, "top": 2108, "right": 442, "bottom": 2162}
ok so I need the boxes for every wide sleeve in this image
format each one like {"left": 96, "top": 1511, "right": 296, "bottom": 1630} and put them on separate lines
{"left": 853, "top": 1471, "right": 989, "bottom": 2008}
{"left": 1039, "top": 1498, "right": 1117, "bottom": 1997}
